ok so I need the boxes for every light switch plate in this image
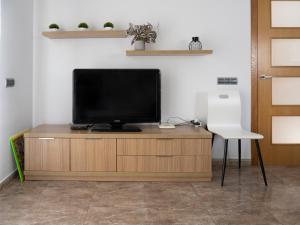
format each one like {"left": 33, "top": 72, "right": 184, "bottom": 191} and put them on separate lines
{"left": 5, "top": 78, "right": 15, "bottom": 88}
{"left": 218, "top": 77, "right": 238, "bottom": 85}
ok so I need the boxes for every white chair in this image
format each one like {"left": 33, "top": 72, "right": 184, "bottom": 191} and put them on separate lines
{"left": 207, "top": 91, "right": 267, "bottom": 186}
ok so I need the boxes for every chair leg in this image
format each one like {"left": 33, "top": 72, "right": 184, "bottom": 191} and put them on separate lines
{"left": 221, "top": 139, "right": 229, "bottom": 186}
{"left": 255, "top": 140, "right": 268, "bottom": 186}
{"left": 238, "top": 139, "right": 241, "bottom": 169}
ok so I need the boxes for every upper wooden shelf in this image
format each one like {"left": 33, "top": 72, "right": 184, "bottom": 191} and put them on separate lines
{"left": 42, "top": 30, "right": 127, "bottom": 39}
{"left": 126, "top": 50, "right": 213, "bottom": 56}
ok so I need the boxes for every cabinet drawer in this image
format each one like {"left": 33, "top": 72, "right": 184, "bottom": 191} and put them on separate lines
{"left": 117, "top": 139, "right": 211, "bottom": 156}
{"left": 71, "top": 139, "right": 116, "bottom": 172}
{"left": 117, "top": 155, "right": 211, "bottom": 173}
{"left": 25, "top": 138, "right": 70, "bottom": 171}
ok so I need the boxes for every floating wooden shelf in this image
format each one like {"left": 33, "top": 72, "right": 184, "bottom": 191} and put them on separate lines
{"left": 42, "top": 30, "right": 127, "bottom": 39}
{"left": 126, "top": 50, "right": 213, "bottom": 56}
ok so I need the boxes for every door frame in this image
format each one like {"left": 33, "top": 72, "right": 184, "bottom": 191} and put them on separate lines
{"left": 251, "top": 0, "right": 259, "bottom": 164}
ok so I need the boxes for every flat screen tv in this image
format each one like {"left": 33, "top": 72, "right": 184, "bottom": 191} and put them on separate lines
{"left": 73, "top": 69, "right": 161, "bottom": 132}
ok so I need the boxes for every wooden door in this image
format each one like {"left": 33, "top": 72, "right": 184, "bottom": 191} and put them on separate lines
{"left": 71, "top": 139, "right": 116, "bottom": 171}
{"left": 256, "top": 0, "right": 300, "bottom": 165}
{"left": 25, "top": 138, "right": 70, "bottom": 171}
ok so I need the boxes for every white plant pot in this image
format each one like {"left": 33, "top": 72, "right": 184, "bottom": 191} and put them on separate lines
{"left": 104, "top": 27, "right": 113, "bottom": 30}
{"left": 134, "top": 41, "right": 145, "bottom": 50}
{"left": 78, "top": 27, "right": 89, "bottom": 31}
{"left": 49, "top": 28, "right": 59, "bottom": 32}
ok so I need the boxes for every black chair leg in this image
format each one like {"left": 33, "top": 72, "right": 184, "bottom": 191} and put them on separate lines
{"left": 221, "top": 139, "right": 229, "bottom": 186}
{"left": 238, "top": 139, "right": 241, "bottom": 169}
{"left": 255, "top": 140, "right": 268, "bottom": 186}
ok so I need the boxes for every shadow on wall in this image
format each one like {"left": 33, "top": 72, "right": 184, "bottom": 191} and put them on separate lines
{"left": 195, "top": 92, "right": 208, "bottom": 123}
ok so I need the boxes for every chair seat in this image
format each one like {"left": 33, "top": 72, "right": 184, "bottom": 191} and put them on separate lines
{"left": 209, "top": 126, "right": 263, "bottom": 140}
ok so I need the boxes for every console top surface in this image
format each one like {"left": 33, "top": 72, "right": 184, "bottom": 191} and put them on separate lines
{"left": 25, "top": 124, "right": 212, "bottom": 139}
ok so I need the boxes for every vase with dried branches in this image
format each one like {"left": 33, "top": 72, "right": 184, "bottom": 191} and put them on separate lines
{"left": 127, "top": 23, "right": 157, "bottom": 50}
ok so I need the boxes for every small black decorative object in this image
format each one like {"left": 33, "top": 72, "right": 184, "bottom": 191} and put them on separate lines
{"left": 189, "top": 37, "right": 202, "bottom": 50}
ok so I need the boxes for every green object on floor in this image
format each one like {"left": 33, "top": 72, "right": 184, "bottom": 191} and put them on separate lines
{"left": 9, "top": 130, "right": 29, "bottom": 183}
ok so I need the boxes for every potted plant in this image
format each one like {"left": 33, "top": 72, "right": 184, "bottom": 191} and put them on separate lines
{"left": 104, "top": 22, "right": 114, "bottom": 30}
{"left": 49, "top": 23, "right": 60, "bottom": 31}
{"left": 78, "top": 22, "right": 89, "bottom": 31}
{"left": 127, "top": 23, "right": 157, "bottom": 50}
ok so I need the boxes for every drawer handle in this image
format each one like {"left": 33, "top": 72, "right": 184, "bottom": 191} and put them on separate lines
{"left": 39, "top": 138, "right": 55, "bottom": 140}
{"left": 156, "top": 155, "right": 173, "bottom": 158}
{"left": 157, "top": 138, "right": 174, "bottom": 141}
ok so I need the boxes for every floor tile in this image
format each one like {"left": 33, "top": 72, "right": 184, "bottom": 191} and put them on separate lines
{"left": 0, "top": 166, "right": 299, "bottom": 225}
{"left": 84, "top": 206, "right": 149, "bottom": 225}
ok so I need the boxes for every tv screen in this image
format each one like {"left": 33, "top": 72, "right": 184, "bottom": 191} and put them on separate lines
{"left": 73, "top": 69, "right": 161, "bottom": 125}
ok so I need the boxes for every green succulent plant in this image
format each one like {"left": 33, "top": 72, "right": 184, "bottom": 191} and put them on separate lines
{"left": 104, "top": 22, "right": 114, "bottom": 28}
{"left": 49, "top": 23, "right": 59, "bottom": 29}
{"left": 78, "top": 22, "right": 89, "bottom": 29}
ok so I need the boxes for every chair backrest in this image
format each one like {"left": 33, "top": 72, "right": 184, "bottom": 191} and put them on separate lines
{"left": 207, "top": 90, "right": 242, "bottom": 129}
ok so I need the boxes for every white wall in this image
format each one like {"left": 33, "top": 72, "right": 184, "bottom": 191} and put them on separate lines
{"left": 33, "top": 0, "right": 251, "bottom": 159}
{"left": 0, "top": 0, "right": 33, "bottom": 182}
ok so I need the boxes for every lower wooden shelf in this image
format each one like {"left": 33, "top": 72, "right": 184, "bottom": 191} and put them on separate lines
{"left": 126, "top": 50, "right": 213, "bottom": 56}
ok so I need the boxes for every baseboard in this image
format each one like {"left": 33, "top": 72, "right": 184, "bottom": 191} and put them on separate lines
{"left": 0, "top": 170, "right": 17, "bottom": 191}
{"left": 25, "top": 171, "right": 212, "bottom": 182}
{"left": 0, "top": 162, "right": 249, "bottom": 187}
{"left": 212, "top": 159, "right": 251, "bottom": 167}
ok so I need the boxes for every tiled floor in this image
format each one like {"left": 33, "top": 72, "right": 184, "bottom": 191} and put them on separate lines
{"left": 0, "top": 166, "right": 300, "bottom": 225}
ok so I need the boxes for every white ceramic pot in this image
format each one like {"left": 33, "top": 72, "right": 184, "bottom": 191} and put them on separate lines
{"left": 104, "top": 27, "right": 113, "bottom": 30}
{"left": 134, "top": 40, "right": 145, "bottom": 50}
{"left": 49, "top": 28, "right": 59, "bottom": 32}
{"left": 78, "top": 27, "right": 88, "bottom": 31}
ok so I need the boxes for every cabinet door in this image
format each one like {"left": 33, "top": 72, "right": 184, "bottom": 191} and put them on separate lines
{"left": 117, "top": 155, "right": 196, "bottom": 172}
{"left": 117, "top": 139, "right": 181, "bottom": 155}
{"left": 25, "top": 138, "right": 70, "bottom": 171}
{"left": 117, "top": 155, "right": 211, "bottom": 173}
{"left": 71, "top": 139, "right": 116, "bottom": 172}
{"left": 117, "top": 139, "right": 212, "bottom": 156}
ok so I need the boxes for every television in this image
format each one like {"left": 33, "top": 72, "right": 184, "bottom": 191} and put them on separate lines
{"left": 73, "top": 69, "right": 161, "bottom": 132}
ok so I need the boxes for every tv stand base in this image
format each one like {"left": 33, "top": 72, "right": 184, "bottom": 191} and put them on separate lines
{"left": 24, "top": 125, "right": 213, "bottom": 182}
